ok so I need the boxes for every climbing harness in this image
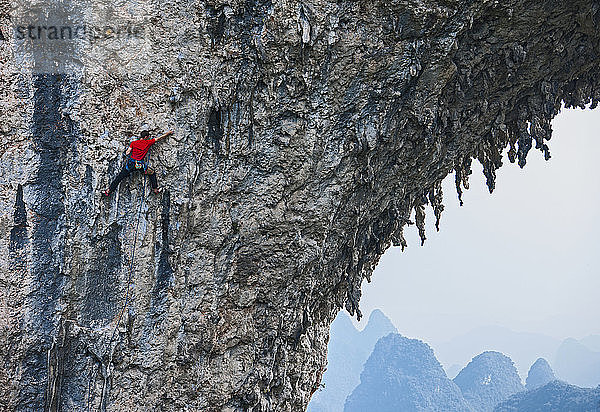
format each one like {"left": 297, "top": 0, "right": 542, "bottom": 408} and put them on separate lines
{"left": 125, "top": 157, "right": 148, "bottom": 172}
{"left": 86, "top": 176, "right": 147, "bottom": 412}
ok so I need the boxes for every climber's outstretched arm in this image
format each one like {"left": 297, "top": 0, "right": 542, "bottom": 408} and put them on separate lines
{"left": 156, "top": 130, "right": 174, "bottom": 142}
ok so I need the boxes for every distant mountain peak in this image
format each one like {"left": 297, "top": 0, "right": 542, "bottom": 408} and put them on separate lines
{"left": 454, "top": 351, "right": 524, "bottom": 412}
{"left": 368, "top": 308, "right": 387, "bottom": 320}
{"left": 308, "top": 309, "right": 396, "bottom": 412}
{"left": 525, "top": 358, "right": 555, "bottom": 390}
{"left": 363, "top": 309, "right": 397, "bottom": 334}
{"left": 555, "top": 337, "right": 600, "bottom": 388}
{"left": 345, "top": 334, "right": 473, "bottom": 412}
{"left": 496, "top": 380, "right": 600, "bottom": 412}
{"left": 330, "top": 309, "right": 355, "bottom": 330}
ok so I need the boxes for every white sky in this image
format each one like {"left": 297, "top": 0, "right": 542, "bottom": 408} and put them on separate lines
{"left": 356, "top": 107, "right": 600, "bottom": 346}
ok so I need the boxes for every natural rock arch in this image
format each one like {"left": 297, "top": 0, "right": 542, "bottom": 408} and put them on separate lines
{"left": 1, "top": 0, "right": 599, "bottom": 410}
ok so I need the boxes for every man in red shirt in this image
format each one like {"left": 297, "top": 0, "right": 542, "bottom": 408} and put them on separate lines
{"left": 103, "top": 130, "right": 173, "bottom": 196}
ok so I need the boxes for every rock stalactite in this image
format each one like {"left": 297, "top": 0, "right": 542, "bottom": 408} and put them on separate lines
{"left": 1, "top": 0, "right": 599, "bottom": 410}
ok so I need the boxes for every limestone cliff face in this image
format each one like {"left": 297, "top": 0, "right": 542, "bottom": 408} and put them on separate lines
{"left": 0, "top": 0, "right": 599, "bottom": 410}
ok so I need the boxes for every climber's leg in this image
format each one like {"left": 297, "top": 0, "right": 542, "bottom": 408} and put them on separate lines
{"left": 106, "top": 167, "right": 132, "bottom": 195}
{"left": 145, "top": 167, "right": 159, "bottom": 192}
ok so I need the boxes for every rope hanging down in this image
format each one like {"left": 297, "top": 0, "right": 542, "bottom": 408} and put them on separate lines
{"left": 86, "top": 176, "right": 147, "bottom": 412}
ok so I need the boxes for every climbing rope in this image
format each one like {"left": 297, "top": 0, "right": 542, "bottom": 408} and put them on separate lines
{"left": 86, "top": 175, "right": 147, "bottom": 412}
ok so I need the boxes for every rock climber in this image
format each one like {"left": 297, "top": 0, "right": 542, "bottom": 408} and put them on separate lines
{"left": 103, "top": 129, "right": 173, "bottom": 196}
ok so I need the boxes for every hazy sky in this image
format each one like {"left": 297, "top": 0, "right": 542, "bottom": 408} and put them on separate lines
{"left": 355, "top": 107, "right": 600, "bottom": 346}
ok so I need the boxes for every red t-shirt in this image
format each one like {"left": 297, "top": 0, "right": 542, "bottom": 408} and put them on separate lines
{"left": 129, "top": 138, "right": 155, "bottom": 160}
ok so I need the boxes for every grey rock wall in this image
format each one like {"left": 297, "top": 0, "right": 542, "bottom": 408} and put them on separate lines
{"left": 1, "top": 0, "right": 600, "bottom": 410}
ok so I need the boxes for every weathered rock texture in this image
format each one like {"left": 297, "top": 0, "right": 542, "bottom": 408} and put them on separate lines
{"left": 1, "top": 0, "right": 600, "bottom": 410}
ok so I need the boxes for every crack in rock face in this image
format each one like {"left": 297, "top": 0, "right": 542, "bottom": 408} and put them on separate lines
{"left": 1, "top": 0, "right": 599, "bottom": 410}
